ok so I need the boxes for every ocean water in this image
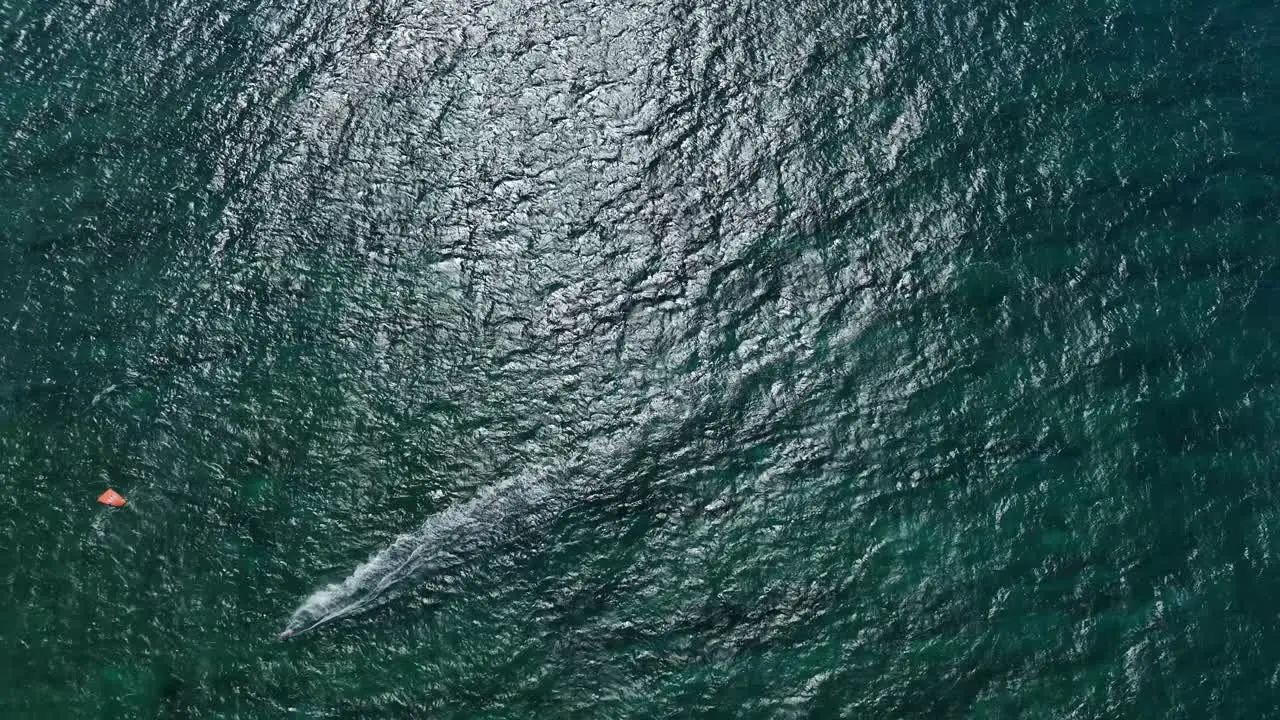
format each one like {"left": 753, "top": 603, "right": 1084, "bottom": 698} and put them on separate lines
{"left": 2, "top": 0, "right": 1280, "bottom": 715}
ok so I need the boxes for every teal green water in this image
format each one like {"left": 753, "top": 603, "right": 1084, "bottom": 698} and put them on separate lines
{"left": 3, "top": 0, "right": 1280, "bottom": 715}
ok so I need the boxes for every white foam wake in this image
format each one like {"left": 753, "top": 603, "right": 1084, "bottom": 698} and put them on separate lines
{"left": 281, "top": 476, "right": 554, "bottom": 637}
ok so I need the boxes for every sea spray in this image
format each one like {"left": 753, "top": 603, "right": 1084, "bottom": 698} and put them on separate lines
{"left": 281, "top": 475, "right": 557, "bottom": 637}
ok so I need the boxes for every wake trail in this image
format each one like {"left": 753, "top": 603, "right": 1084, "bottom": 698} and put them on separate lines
{"left": 281, "top": 476, "right": 556, "bottom": 638}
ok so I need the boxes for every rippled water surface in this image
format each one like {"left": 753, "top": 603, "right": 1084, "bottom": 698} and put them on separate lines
{"left": 3, "top": 0, "right": 1280, "bottom": 715}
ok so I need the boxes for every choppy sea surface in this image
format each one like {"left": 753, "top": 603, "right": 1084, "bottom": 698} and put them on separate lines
{"left": 3, "top": 0, "right": 1280, "bottom": 716}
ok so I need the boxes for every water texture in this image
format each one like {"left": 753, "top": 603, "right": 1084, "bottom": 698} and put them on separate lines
{"left": 2, "top": 0, "right": 1280, "bottom": 715}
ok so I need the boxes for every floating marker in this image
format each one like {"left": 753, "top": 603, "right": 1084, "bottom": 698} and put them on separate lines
{"left": 97, "top": 488, "right": 126, "bottom": 507}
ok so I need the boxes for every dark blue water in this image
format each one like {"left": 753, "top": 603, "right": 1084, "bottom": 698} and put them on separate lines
{"left": 3, "top": 0, "right": 1280, "bottom": 715}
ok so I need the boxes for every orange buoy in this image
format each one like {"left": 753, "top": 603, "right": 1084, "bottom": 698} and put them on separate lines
{"left": 97, "top": 488, "right": 126, "bottom": 507}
